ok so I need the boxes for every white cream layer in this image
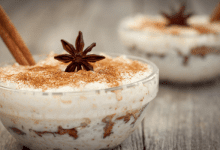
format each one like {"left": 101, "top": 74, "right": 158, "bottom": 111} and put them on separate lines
{"left": 0, "top": 53, "right": 153, "bottom": 92}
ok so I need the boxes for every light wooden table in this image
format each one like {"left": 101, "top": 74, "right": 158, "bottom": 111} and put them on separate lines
{"left": 0, "top": 1, "right": 220, "bottom": 150}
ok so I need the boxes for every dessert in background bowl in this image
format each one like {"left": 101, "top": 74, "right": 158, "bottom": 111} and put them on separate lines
{"left": 118, "top": 4, "right": 220, "bottom": 83}
{"left": 0, "top": 31, "right": 159, "bottom": 150}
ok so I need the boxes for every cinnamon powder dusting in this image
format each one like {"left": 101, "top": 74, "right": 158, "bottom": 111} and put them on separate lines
{"left": 192, "top": 25, "right": 217, "bottom": 34}
{"left": 0, "top": 54, "right": 149, "bottom": 91}
{"left": 130, "top": 17, "right": 219, "bottom": 35}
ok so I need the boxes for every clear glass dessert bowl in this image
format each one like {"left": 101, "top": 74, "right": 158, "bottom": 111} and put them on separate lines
{"left": 0, "top": 54, "right": 159, "bottom": 150}
{"left": 118, "top": 15, "right": 220, "bottom": 83}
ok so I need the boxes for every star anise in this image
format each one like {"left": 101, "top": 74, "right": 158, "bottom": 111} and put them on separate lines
{"left": 161, "top": 4, "right": 193, "bottom": 27}
{"left": 54, "top": 31, "right": 105, "bottom": 72}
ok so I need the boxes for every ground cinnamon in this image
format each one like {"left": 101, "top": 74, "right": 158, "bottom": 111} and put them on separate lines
{"left": 0, "top": 6, "right": 35, "bottom": 65}
{"left": 131, "top": 19, "right": 217, "bottom": 35}
{"left": 0, "top": 54, "right": 149, "bottom": 91}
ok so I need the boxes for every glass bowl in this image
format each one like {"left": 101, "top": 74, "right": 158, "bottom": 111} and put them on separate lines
{"left": 118, "top": 15, "right": 220, "bottom": 83}
{"left": 0, "top": 54, "right": 159, "bottom": 150}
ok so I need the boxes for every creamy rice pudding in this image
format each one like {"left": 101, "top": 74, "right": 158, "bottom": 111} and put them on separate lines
{"left": 119, "top": 12, "right": 220, "bottom": 82}
{"left": 0, "top": 52, "right": 159, "bottom": 150}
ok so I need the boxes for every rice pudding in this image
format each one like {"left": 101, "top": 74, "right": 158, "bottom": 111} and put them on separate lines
{"left": 0, "top": 51, "right": 159, "bottom": 150}
{"left": 119, "top": 11, "right": 220, "bottom": 83}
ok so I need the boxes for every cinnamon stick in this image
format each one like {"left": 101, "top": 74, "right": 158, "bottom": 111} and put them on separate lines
{"left": 210, "top": 2, "right": 220, "bottom": 22}
{"left": 0, "top": 6, "right": 35, "bottom": 65}
{"left": 0, "top": 24, "right": 29, "bottom": 65}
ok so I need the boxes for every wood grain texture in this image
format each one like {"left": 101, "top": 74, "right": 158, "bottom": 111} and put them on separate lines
{"left": 143, "top": 80, "right": 220, "bottom": 150}
{"left": 0, "top": 0, "right": 220, "bottom": 150}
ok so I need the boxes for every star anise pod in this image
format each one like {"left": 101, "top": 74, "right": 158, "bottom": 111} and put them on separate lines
{"left": 54, "top": 31, "right": 105, "bottom": 72}
{"left": 161, "top": 4, "right": 193, "bottom": 27}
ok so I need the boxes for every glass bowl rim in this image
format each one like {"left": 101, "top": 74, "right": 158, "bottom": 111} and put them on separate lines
{"left": 0, "top": 53, "right": 159, "bottom": 94}
{"left": 119, "top": 14, "right": 220, "bottom": 37}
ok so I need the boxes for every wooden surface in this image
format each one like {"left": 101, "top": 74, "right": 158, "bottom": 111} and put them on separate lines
{"left": 0, "top": 1, "right": 220, "bottom": 150}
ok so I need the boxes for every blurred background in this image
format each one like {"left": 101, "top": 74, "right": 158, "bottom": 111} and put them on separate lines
{"left": 0, "top": 0, "right": 219, "bottom": 62}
